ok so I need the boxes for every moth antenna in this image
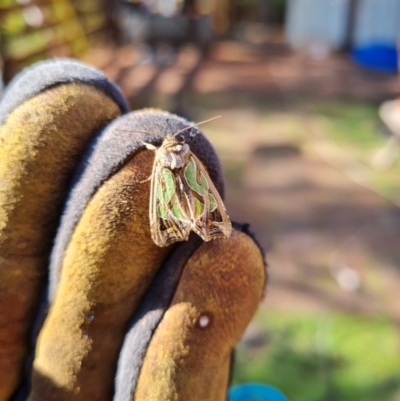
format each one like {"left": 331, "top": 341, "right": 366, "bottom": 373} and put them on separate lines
{"left": 116, "top": 129, "right": 165, "bottom": 139}
{"left": 173, "top": 116, "right": 222, "bottom": 138}
{"left": 116, "top": 115, "right": 221, "bottom": 140}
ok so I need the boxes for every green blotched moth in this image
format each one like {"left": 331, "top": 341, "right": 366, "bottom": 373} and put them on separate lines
{"left": 139, "top": 117, "right": 232, "bottom": 247}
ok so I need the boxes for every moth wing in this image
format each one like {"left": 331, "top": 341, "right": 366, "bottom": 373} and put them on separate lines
{"left": 149, "top": 162, "right": 191, "bottom": 247}
{"left": 184, "top": 152, "right": 232, "bottom": 242}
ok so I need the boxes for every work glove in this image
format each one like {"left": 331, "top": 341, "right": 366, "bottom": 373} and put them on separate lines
{"left": 0, "top": 59, "right": 266, "bottom": 401}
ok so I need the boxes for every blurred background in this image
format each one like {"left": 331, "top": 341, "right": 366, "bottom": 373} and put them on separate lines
{"left": 1, "top": 0, "right": 400, "bottom": 400}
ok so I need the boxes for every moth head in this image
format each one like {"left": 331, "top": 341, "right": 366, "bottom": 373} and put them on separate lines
{"left": 159, "top": 135, "right": 190, "bottom": 170}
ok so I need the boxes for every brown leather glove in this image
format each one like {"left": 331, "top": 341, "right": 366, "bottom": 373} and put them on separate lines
{"left": 0, "top": 60, "right": 266, "bottom": 401}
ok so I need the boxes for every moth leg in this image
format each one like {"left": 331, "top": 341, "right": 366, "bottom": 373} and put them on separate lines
{"left": 140, "top": 175, "right": 152, "bottom": 184}
{"left": 138, "top": 140, "right": 157, "bottom": 151}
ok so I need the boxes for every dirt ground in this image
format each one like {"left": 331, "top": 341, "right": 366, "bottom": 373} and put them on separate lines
{"left": 86, "top": 39, "right": 400, "bottom": 326}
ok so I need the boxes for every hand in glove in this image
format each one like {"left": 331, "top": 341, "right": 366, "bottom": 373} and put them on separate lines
{"left": 0, "top": 60, "right": 266, "bottom": 401}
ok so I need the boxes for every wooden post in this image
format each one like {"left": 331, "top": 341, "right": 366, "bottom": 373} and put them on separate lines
{"left": 344, "top": 0, "right": 359, "bottom": 50}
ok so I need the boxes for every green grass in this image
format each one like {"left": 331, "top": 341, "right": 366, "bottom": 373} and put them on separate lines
{"left": 305, "top": 101, "right": 386, "bottom": 158}
{"left": 309, "top": 101, "right": 382, "bottom": 148}
{"left": 189, "top": 95, "right": 400, "bottom": 400}
{"left": 305, "top": 100, "right": 400, "bottom": 205}
{"left": 232, "top": 310, "right": 400, "bottom": 401}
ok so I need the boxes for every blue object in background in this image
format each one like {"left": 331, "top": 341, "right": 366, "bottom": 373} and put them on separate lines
{"left": 351, "top": 45, "right": 398, "bottom": 73}
{"left": 229, "top": 383, "right": 288, "bottom": 401}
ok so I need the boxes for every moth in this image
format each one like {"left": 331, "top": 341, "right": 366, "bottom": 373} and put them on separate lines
{"left": 136, "top": 117, "right": 232, "bottom": 247}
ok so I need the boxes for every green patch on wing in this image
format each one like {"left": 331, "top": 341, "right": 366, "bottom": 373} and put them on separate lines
{"left": 208, "top": 193, "right": 217, "bottom": 212}
{"left": 159, "top": 168, "right": 175, "bottom": 203}
{"left": 200, "top": 172, "right": 209, "bottom": 190}
{"left": 194, "top": 198, "right": 204, "bottom": 217}
{"left": 172, "top": 202, "right": 186, "bottom": 221}
{"left": 194, "top": 194, "right": 217, "bottom": 217}
{"left": 157, "top": 203, "right": 167, "bottom": 219}
{"left": 185, "top": 156, "right": 206, "bottom": 196}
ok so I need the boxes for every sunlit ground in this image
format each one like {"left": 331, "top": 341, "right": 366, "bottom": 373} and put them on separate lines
{"left": 87, "top": 39, "right": 400, "bottom": 400}
{"left": 195, "top": 95, "right": 400, "bottom": 401}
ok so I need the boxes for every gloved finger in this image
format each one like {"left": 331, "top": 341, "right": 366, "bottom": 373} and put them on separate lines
{"left": 115, "top": 225, "right": 266, "bottom": 401}
{"left": 28, "top": 110, "right": 226, "bottom": 401}
{"left": 0, "top": 59, "right": 128, "bottom": 401}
